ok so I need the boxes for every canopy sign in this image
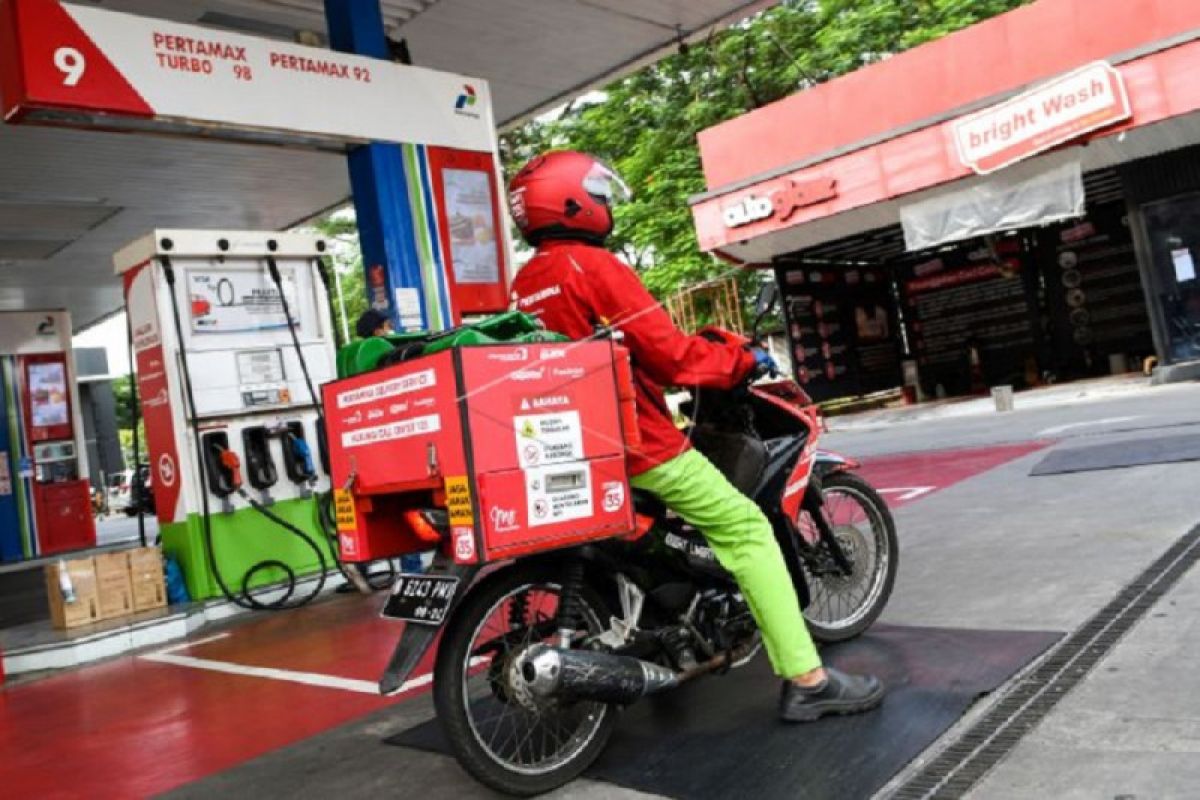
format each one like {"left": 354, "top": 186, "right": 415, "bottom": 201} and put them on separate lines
{"left": 952, "top": 61, "right": 1130, "bottom": 175}
{"left": 0, "top": 0, "right": 496, "bottom": 151}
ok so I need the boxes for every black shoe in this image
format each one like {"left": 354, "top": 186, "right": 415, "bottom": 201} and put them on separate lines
{"left": 779, "top": 667, "right": 885, "bottom": 722}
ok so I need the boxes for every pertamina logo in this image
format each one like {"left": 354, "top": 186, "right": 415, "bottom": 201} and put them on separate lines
{"left": 455, "top": 84, "right": 480, "bottom": 118}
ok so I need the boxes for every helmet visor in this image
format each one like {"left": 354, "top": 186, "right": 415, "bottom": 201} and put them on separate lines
{"left": 582, "top": 160, "right": 631, "bottom": 206}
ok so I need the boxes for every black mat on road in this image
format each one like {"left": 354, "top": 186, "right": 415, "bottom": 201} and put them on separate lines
{"left": 387, "top": 624, "right": 1059, "bottom": 800}
{"left": 1030, "top": 433, "right": 1200, "bottom": 476}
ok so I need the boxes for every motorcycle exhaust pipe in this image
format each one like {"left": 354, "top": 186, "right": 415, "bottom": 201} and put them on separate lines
{"left": 518, "top": 644, "right": 680, "bottom": 705}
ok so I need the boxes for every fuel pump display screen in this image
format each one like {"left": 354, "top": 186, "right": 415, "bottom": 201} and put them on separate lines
{"left": 236, "top": 348, "right": 288, "bottom": 407}
{"left": 188, "top": 267, "right": 299, "bottom": 334}
{"left": 443, "top": 168, "right": 499, "bottom": 285}
{"left": 27, "top": 363, "right": 69, "bottom": 428}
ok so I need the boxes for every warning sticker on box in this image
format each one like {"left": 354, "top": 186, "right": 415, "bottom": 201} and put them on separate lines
{"left": 514, "top": 410, "right": 583, "bottom": 467}
{"left": 525, "top": 463, "right": 593, "bottom": 527}
{"left": 334, "top": 489, "right": 357, "bottom": 532}
{"left": 445, "top": 476, "right": 474, "bottom": 525}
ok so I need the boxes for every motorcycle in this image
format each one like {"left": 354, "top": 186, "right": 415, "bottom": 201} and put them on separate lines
{"left": 378, "top": 283, "right": 898, "bottom": 796}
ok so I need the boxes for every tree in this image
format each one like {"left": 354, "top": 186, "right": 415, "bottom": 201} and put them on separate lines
{"left": 112, "top": 374, "right": 137, "bottom": 431}
{"left": 312, "top": 214, "right": 367, "bottom": 341}
{"left": 500, "top": 0, "right": 1031, "bottom": 317}
{"left": 315, "top": 0, "right": 1030, "bottom": 328}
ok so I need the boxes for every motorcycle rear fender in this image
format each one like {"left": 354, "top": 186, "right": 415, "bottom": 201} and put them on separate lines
{"left": 378, "top": 552, "right": 583, "bottom": 695}
{"left": 378, "top": 555, "right": 481, "bottom": 696}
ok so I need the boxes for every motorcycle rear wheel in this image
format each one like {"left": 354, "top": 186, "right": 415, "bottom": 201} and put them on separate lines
{"left": 797, "top": 472, "right": 898, "bottom": 642}
{"left": 432, "top": 562, "right": 617, "bottom": 796}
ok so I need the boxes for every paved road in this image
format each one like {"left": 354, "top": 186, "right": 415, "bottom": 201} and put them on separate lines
{"left": 826, "top": 380, "right": 1200, "bottom": 458}
{"left": 95, "top": 513, "right": 157, "bottom": 547}
{"left": 17, "top": 378, "right": 1200, "bottom": 799}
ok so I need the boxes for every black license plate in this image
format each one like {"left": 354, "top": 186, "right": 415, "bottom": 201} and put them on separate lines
{"left": 381, "top": 574, "right": 460, "bottom": 625}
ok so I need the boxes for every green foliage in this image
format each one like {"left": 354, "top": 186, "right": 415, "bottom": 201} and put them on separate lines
{"left": 112, "top": 373, "right": 137, "bottom": 431}
{"left": 313, "top": 0, "right": 1029, "bottom": 329}
{"left": 111, "top": 374, "right": 145, "bottom": 464}
{"left": 312, "top": 215, "right": 368, "bottom": 339}
{"left": 500, "top": 0, "right": 1031, "bottom": 312}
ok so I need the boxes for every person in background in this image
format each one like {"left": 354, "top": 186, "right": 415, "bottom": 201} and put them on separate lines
{"left": 355, "top": 308, "right": 394, "bottom": 339}
{"left": 507, "top": 150, "right": 884, "bottom": 723}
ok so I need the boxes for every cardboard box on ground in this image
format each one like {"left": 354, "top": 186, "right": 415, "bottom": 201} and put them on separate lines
{"left": 127, "top": 547, "right": 166, "bottom": 611}
{"left": 94, "top": 551, "right": 134, "bottom": 619}
{"left": 45, "top": 557, "right": 100, "bottom": 629}
{"left": 45, "top": 547, "right": 168, "bottom": 629}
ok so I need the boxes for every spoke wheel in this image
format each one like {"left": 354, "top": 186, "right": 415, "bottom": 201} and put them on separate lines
{"left": 432, "top": 563, "right": 617, "bottom": 796}
{"left": 796, "top": 472, "right": 898, "bottom": 642}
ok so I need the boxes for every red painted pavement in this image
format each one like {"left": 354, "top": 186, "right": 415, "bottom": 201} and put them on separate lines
{"left": 0, "top": 594, "right": 428, "bottom": 800}
{"left": 0, "top": 441, "right": 1047, "bottom": 798}
{"left": 857, "top": 441, "right": 1050, "bottom": 509}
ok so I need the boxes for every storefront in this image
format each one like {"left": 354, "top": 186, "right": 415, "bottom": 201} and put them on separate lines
{"left": 690, "top": 0, "right": 1200, "bottom": 401}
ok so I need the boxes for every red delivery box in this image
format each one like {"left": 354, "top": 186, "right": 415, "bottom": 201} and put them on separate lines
{"left": 322, "top": 341, "right": 635, "bottom": 564}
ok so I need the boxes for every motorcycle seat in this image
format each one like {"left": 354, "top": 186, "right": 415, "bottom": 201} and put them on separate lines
{"left": 631, "top": 489, "right": 667, "bottom": 520}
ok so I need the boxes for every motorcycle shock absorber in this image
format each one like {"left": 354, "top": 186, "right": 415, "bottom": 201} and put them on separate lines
{"left": 556, "top": 560, "right": 586, "bottom": 648}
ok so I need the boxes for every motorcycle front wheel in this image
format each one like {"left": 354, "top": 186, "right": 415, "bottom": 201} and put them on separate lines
{"left": 796, "top": 472, "right": 898, "bottom": 642}
{"left": 432, "top": 562, "right": 617, "bottom": 797}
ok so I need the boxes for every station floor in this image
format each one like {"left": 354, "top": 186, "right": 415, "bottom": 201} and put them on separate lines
{"left": 0, "top": 442, "right": 1044, "bottom": 798}
{"left": 5, "top": 385, "right": 1200, "bottom": 800}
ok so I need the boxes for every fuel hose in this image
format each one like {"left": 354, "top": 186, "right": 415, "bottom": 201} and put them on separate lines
{"left": 264, "top": 249, "right": 379, "bottom": 594}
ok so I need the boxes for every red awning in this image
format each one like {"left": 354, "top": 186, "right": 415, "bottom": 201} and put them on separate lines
{"left": 692, "top": 0, "right": 1200, "bottom": 260}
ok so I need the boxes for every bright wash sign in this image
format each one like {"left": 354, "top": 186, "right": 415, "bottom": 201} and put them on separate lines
{"left": 953, "top": 61, "right": 1131, "bottom": 175}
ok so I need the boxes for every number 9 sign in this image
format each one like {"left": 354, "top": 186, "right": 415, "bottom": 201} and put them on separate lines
{"left": 53, "top": 46, "right": 86, "bottom": 87}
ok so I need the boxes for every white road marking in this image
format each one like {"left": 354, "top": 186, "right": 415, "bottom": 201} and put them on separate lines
{"left": 152, "top": 631, "right": 231, "bottom": 655}
{"left": 142, "top": 650, "right": 384, "bottom": 694}
{"left": 140, "top": 632, "right": 480, "bottom": 696}
{"left": 1036, "top": 416, "right": 1141, "bottom": 437}
{"left": 877, "top": 486, "right": 936, "bottom": 502}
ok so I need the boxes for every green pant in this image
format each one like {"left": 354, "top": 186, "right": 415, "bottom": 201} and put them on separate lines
{"left": 630, "top": 449, "right": 822, "bottom": 678}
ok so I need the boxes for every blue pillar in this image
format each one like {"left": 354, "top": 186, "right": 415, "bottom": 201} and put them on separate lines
{"left": 324, "top": 0, "right": 428, "bottom": 332}
{"left": 326, "top": 0, "right": 428, "bottom": 572}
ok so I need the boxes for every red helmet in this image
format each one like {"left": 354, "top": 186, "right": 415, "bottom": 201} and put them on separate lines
{"left": 508, "top": 150, "right": 630, "bottom": 245}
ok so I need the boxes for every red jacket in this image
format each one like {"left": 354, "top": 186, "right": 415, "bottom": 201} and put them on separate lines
{"left": 511, "top": 240, "right": 756, "bottom": 475}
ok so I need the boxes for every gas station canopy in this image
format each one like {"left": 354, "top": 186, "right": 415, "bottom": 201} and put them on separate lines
{"left": 0, "top": 0, "right": 771, "bottom": 329}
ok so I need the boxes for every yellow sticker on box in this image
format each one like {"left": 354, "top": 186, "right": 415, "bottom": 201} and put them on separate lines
{"left": 445, "top": 476, "right": 474, "bottom": 526}
{"left": 334, "top": 489, "right": 358, "bottom": 532}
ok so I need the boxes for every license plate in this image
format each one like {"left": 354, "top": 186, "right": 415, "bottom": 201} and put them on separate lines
{"left": 381, "top": 574, "right": 460, "bottom": 625}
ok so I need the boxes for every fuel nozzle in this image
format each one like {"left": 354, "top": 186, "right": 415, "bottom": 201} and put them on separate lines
{"left": 290, "top": 435, "right": 315, "bottom": 479}
{"left": 201, "top": 431, "right": 243, "bottom": 514}
{"left": 219, "top": 448, "right": 243, "bottom": 490}
{"left": 280, "top": 421, "right": 317, "bottom": 488}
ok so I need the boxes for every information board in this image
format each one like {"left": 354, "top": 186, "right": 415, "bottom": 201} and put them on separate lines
{"left": 898, "top": 238, "right": 1039, "bottom": 395}
{"left": 776, "top": 261, "right": 902, "bottom": 402}
{"left": 0, "top": 0, "right": 496, "bottom": 152}
{"left": 186, "top": 267, "right": 297, "bottom": 335}
{"left": 1036, "top": 202, "right": 1153, "bottom": 376}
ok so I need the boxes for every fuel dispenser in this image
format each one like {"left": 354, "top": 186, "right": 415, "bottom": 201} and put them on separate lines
{"left": 114, "top": 230, "right": 338, "bottom": 603}
{"left": 0, "top": 311, "right": 95, "bottom": 561}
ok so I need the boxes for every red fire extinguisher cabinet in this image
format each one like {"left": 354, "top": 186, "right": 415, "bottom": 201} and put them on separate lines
{"left": 323, "top": 341, "right": 635, "bottom": 565}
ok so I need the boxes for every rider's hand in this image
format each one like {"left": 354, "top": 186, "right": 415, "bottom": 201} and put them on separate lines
{"left": 752, "top": 348, "right": 779, "bottom": 378}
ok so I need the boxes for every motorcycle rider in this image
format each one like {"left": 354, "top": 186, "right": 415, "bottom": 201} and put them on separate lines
{"left": 507, "top": 150, "right": 884, "bottom": 722}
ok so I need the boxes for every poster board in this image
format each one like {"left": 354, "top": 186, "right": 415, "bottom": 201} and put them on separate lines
{"left": 186, "top": 265, "right": 298, "bottom": 335}
{"left": 20, "top": 352, "right": 73, "bottom": 442}
{"left": 427, "top": 147, "right": 510, "bottom": 317}
{"left": 776, "top": 261, "right": 902, "bottom": 402}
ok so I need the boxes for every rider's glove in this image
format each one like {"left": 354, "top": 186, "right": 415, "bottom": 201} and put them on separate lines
{"left": 752, "top": 348, "right": 779, "bottom": 377}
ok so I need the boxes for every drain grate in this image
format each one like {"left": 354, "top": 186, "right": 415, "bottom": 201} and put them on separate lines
{"left": 889, "top": 523, "right": 1200, "bottom": 800}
